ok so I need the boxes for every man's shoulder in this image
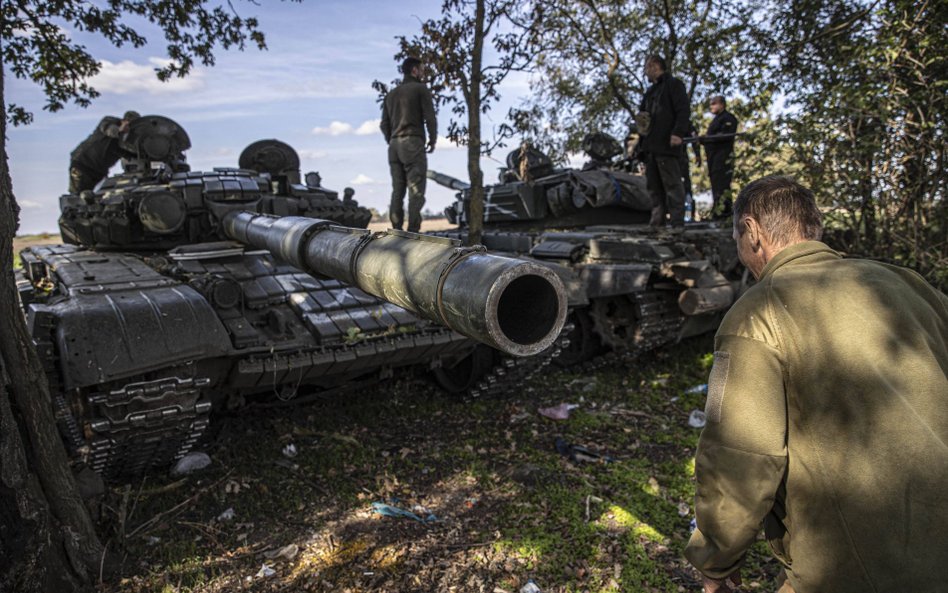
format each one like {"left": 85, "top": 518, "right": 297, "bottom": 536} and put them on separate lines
{"left": 717, "top": 282, "right": 776, "bottom": 343}
{"left": 666, "top": 75, "right": 687, "bottom": 90}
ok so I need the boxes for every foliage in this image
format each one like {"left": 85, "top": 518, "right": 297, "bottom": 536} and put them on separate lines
{"left": 2, "top": 0, "right": 271, "bottom": 125}
{"left": 768, "top": 0, "right": 947, "bottom": 288}
{"left": 511, "top": 0, "right": 772, "bottom": 161}
{"left": 375, "top": 0, "right": 532, "bottom": 154}
{"left": 374, "top": 0, "right": 533, "bottom": 244}
{"left": 507, "top": 0, "right": 945, "bottom": 287}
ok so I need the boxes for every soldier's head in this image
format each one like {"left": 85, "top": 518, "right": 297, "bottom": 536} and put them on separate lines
{"left": 644, "top": 55, "right": 666, "bottom": 82}
{"left": 401, "top": 57, "right": 425, "bottom": 80}
{"left": 120, "top": 110, "right": 140, "bottom": 133}
{"left": 709, "top": 96, "right": 726, "bottom": 115}
{"left": 732, "top": 176, "right": 823, "bottom": 278}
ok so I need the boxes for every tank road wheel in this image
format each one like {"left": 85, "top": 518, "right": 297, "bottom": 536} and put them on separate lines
{"left": 553, "top": 309, "right": 601, "bottom": 367}
{"left": 433, "top": 345, "right": 496, "bottom": 394}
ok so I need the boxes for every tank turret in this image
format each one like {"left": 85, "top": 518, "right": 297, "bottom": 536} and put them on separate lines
{"left": 425, "top": 132, "right": 744, "bottom": 370}
{"left": 434, "top": 134, "right": 652, "bottom": 228}
{"left": 58, "top": 118, "right": 371, "bottom": 250}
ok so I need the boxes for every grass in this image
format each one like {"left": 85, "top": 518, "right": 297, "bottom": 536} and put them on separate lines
{"left": 101, "top": 335, "right": 783, "bottom": 592}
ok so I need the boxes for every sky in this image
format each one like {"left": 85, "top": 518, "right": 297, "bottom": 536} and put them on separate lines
{"left": 5, "top": 0, "right": 535, "bottom": 234}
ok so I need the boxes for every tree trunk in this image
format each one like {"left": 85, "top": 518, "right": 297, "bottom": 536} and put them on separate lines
{"left": 466, "top": 0, "right": 486, "bottom": 247}
{"left": 0, "top": 58, "right": 105, "bottom": 593}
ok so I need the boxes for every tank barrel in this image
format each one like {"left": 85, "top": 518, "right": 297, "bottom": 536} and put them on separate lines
{"left": 222, "top": 211, "right": 567, "bottom": 356}
{"left": 427, "top": 170, "right": 471, "bottom": 191}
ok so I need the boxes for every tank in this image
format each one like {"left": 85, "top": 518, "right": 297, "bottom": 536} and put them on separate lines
{"left": 15, "top": 115, "right": 567, "bottom": 479}
{"left": 428, "top": 132, "right": 745, "bottom": 372}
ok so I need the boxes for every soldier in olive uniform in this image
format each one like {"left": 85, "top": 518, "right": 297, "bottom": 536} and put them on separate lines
{"left": 68, "top": 110, "right": 140, "bottom": 193}
{"left": 701, "top": 96, "right": 738, "bottom": 218}
{"left": 380, "top": 57, "right": 438, "bottom": 233}
{"left": 685, "top": 176, "right": 948, "bottom": 593}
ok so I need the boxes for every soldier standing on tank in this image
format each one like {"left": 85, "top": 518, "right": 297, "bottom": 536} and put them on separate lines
{"left": 380, "top": 57, "right": 438, "bottom": 233}
{"left": 701, "top": 96, "right": 739, "bottom": 219}
{"left": 68, "top": 110, "right": 140, "bottom": 193}
{"left": 638, "top": 55, "right": 690, "bottom": 229}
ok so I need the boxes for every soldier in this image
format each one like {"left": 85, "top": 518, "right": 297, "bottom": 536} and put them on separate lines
{"left": 701, "top": 96, "right": 739, "bottom": 218}
{"left": 685, "top": 175, "right": 948, "bottom": 593}
{"left": 380, "top": 56, "right": 438, "bottom": 233}
{"left": 68, "top": 110, "right": 140, "bottom": 193}
{"left": 638, "top": 55, "right": 690, "bottom": 229}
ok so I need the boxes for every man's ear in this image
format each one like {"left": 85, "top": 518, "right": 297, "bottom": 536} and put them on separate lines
{"left": 745, "top": 217, "right": 762, "bottom": 251}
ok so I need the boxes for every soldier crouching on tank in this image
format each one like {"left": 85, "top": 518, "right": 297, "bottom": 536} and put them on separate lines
{"left": 68, "top": 110, "right": 140, "bottom": 193}
{"left": 380, "top": 57, "right": 438, "bottom": 233}
{"left": 685, "top": 175, "right": 948, "bottom": 593}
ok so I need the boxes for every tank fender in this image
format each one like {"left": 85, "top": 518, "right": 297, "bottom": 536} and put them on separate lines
{"left": 33, "top": 285, "right": 232, "bottom": 390}
{"left": 578, "top": 263, "right": 652, "bottom": 298}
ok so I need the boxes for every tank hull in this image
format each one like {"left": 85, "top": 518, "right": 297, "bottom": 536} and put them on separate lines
{"left": 19, "top": 242, "right": 473, "bottom": 478}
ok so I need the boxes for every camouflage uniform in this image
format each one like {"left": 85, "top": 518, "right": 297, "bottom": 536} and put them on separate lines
{"left": 685, "top": 241, "right": 948, "bottom": 592}
{"left": 380, "top": 74, "right": 437, "bottom": 232}
{"left": 69, "top": 116, "right": 132, "bottom": 193}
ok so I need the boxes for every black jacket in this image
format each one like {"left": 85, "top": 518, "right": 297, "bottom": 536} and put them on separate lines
{"left": 638, "top": 73, "right": 691, "bottom": 156}
{"left": 702, "top": 110, "right": 738, "bottom": 157}
{"left": 70, "top": 116, "right": 132, "bottom": 174}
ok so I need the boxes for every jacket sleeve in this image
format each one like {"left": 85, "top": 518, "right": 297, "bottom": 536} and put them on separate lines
{"left": 684, "top": 334, "right": 788, "bottom": 579}
{"left": 703, "top": 113, "right": 738, "bottom": 145}
{"left": 669, "top": 78, "right": 691, "bottom": 138}
{"left": 379, "top": 96, "right": 392, "bottom": 144}
{"left": 421, "top": 86, "right": 437, "bottom": 144}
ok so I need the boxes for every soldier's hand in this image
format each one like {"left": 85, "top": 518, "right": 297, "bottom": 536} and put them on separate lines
{"left": 701, "top": 570, "right": 741, "bottom": 593}
{"left": 427, "top": 140, "right": 436, "bottom": 153}
{"left": 670, "top": 135, "right": 683, "bottom": 147}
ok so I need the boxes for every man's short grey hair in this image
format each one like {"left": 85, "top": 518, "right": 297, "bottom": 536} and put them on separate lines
{"left": 709, "top": 95, "right": 726, "bottom": 108}
{"left": 734, "top": 176, "right": 823, "bottom": 245}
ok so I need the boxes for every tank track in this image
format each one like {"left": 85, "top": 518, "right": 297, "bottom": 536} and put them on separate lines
{"left": 450, "top": 289, "right": 682, "bottom": 399}
{"left": 52, "top": 376, "right": 213, "bottom": 479}
{"left": 467, "top": 329, "right": 571, "bottom": 398}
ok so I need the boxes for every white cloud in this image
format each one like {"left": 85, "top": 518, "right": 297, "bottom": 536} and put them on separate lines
{"left": 215, "top": 147, "right": 233, "bottom": 156}
{"left": 355, "top": 119, "right": 381, "bottom": 135}
{"left": 18, "top": 200, "right": 43, "bottom": 209}
{"left": 312, "top": 121, "right": 354, "bottom": 136}
{"left": 435, "top": 136, "right": 465, "bottom": 151}
{"left": 298, "top": 149, "right": 329, "bottom": 160}
{"left": 350, "top": 174, "right": 375, "bottom": 185}
{"left": 89, "top": 58, "right": 206, "bottom": 94}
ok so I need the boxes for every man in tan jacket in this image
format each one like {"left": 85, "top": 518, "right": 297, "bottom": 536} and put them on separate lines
{"left": 380, "top": 57, "right": 438, "bottom": 233}
{"left": 684, "top": 176, "right": 948, "bottom": 592}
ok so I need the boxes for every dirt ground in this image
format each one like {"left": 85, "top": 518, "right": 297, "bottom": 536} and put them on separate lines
{"left": 96, "top": 337, "right": 780, "bottom": 593}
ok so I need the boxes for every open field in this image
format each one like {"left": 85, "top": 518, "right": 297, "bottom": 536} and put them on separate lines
{"left": 97, "top": 336, "right": 780, "bottom": 593}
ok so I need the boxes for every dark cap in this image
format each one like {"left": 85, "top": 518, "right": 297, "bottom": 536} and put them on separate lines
{"left": 122, "top": 110, "right": 141, "bottom": 122}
